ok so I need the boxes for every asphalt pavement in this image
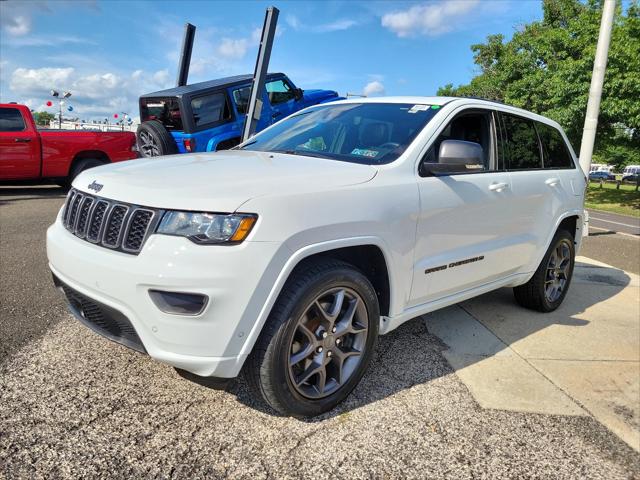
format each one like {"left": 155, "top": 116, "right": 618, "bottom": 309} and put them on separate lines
{"left": 1, "top": 186, "right": 639, "bottom": 479}
{"left": 588, "top": 209, "right": 640, "bottom": 236}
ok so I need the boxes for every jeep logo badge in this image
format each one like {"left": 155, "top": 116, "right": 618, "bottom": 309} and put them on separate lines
{"left": 88, "top": 180, "right": 103, "bottom": 193}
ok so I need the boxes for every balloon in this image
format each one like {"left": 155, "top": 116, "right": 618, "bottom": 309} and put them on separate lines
{"left": 46, "top": 101, "right": 53, "bottom": 107}
{"left": 114, "top": 113, "right": 119, "bottom": 119}
{"left": 67, "top": 106, "right": 73, "bottom": 112}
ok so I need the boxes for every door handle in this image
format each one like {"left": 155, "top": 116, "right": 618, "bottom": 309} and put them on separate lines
{"left": 271, "top": 111, "right": 282, "bottom": 119}
{"left": 545, "top": 177, "right": 560, "bottom": 187}
{"left": 14, "top": 138, "right": 31, "bottom": 143}
{"left": 489, "top": 182, "right": 509, "bottom": 192}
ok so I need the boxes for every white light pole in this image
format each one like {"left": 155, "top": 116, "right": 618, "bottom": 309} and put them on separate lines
{"left": 51, "top": 90, "right": 72, "bottom": 129}
{"left": 578, "top": 0, "right": 616, "bottom": 175}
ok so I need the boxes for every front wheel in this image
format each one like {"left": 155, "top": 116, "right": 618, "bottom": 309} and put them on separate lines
{"left": 245, "top": 259, "right": 379, "bottom": 417}
{"left": 513, "top": 229, "right": 575, "bottom": 312}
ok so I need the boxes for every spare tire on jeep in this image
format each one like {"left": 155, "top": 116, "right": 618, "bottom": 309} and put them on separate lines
{"left": 136, "top": 120, "right": 178, "bottom": 157}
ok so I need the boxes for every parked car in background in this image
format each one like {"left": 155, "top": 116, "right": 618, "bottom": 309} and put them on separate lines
{"left": 622, "top": 173, "right": 639, "bottom": 183}
{"left": 136, "top": 73, "right": 341, "bottom": 157}
{"left": 622, "top": 165, "right": 640, "bottom": 177}
{"left": 588, "top": 170, "right": 615, "bottom": 181}
{"left": 49, "top": 97, "right": 586, "bottom": 417}
{"left": 590, "top": 163, "right": 614, "bottom": 174}
{"left": 0, "top": 104, "right": 138, "bottom": 186}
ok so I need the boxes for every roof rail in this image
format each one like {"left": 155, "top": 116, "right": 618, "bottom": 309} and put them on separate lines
{"left": 458, "top": 95, "right": 507, "bottom": 105}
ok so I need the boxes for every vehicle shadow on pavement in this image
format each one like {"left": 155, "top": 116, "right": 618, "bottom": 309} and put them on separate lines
{"left": 184, "top": 261, "right": 632, "bottom": 421}
{"left": 0, "top": 185, "right": 67, "bottom": 205}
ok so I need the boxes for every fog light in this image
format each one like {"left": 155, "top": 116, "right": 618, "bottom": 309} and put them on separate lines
{"left": 149, "top": 290, "right": 208, "bottom": 315}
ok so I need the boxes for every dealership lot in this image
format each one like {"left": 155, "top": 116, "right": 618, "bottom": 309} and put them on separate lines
{"left": 1, "top": 187, "right": 639, "bottom": 479}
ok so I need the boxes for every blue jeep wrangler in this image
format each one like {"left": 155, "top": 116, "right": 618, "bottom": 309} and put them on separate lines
{"left": 137, "top": 73, "right": 341, "bottom": 156}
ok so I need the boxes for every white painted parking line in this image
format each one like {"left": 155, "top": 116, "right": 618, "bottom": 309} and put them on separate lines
{"left": 590, "top": 216, "right": 639, "bottom": 229}
{"left": 589, "top": 225, "right": 639, "bottom": 239}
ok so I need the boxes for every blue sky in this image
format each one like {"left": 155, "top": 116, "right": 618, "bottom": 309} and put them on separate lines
{"left": 0, "top": 0, "right": 545, "bottom": 121}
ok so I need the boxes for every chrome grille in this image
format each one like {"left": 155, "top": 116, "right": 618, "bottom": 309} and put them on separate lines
{"left": 62, "top": 189, "right": 160, "bottom": 255}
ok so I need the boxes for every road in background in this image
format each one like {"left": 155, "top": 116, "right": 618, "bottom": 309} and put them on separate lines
{"left": 583, "top": 209, "right": 639, "bottom": 275}
{"left": 588, "top": 209, "right": 640, "bottom": 236}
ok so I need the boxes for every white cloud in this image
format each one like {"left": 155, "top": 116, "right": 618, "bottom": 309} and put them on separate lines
{"left": 7, "top": 67, "right": 173, "bottom": 118}
{"left": 363, "top": 80, "right": 385, "bottom": 97}
{"left": 285, "top": 14, "right": 358, "bottom": 33}
{"left": 2, "top": 14, "right": 31, "bottom": 36}
{"left": 315, "top": 19, "right": 358, "bottom": 32}
{"left": 382, "top": 0, "right": 479, "bottom": 37}
{"left": 4, "top": 34, "right": 90, "bottom": 47}
{"left": 217, "top": 37, "right": 250, "bottom": 59}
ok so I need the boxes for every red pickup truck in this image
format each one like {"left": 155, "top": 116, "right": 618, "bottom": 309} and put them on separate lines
{"left": 0, "top": 103, "right": 138, "bottom": 186}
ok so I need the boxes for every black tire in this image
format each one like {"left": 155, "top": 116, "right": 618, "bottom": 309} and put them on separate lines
{"left": 136, "top": 120, "right": 178, "bottom": 157}
{"left": 513, "top": 229, "right": 575, "bottom": 312}
{"left": 244, "top": 258, "right": 379, "bottom": 417}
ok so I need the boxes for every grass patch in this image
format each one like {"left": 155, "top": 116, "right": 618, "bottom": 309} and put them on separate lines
{"left": 585, "top": 181, "right": 640, "bottom": 217}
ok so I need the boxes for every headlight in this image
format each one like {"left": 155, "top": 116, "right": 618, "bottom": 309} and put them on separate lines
{"left": 156, "top": 211, "right": 257, "bottom": 244}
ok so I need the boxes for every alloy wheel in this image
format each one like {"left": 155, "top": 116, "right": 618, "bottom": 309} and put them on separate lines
{"left": 138, "top": 130, "right": 160, "bottom": 157}
{"left": 544, "top": 239, "right": 572, "bottom": 303}
{"left": 287, "top": 287, "right": 368, "bottom": 399}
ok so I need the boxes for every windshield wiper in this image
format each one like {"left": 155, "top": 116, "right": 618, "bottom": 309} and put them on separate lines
{"left": 271, "top": 149, "right": 328, "bottom": 159}
{"left": 236, "top": 139, "right": 258, "bottom": 149}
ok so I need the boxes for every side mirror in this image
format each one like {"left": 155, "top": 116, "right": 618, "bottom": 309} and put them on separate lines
{"left": 421, "top": 139, "right": 484, "bottom": 175}
{"left": 293, "top": 88, "right": 304, "bottom": 101}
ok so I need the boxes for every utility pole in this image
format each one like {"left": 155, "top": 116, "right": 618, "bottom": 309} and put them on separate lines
{"left": 241, "top": 6, "right": 279, "bottom": 142}
{"left": 578, "top": 0, "right": 616, "bottom": 175}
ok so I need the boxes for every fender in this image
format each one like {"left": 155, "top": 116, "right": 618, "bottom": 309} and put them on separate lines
{"left": 236, "top": 236, "right": 395, "bottom": 360}
{"left": 519, "top": 209, "right": 585, "bottom": 283}
{"left": 206, "top": 130, "right": 242, "bottom": 152}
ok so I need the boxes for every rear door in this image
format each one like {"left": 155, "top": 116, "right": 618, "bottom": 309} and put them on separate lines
{"left": 498, "top": 113, "right": 575, "bottom": 267}
{"left": 410, "top": 107, "right": 525, "bottom": 306}
{"left": 0, "top": 107, "right": 40, "bottom": 179}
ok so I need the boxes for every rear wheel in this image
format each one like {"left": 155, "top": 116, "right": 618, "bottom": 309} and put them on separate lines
{"left": 136, "top": 120, "right": 178, "bottom": 157}
{"left": 513, "top": 229, "right": 575, "bottom": 312}
{"left": 58, "top": 158, "right": 106, "bottom": 188}
{"left": 245, "top": 259, "right": 379, "bottom": 417}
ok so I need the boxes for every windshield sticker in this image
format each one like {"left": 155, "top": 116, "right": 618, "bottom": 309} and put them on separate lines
{"left": 351, "top": 148, "right": 379, "bottom": 158}
{"left": 408, "top": 104, "right": 430, "bottom": 114}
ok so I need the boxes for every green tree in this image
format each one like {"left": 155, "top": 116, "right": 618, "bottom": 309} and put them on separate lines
{"left": 32, "top": 111, "right": 56, "bottom": 126}
{"left": 438, "top": 0, "right": 640, "bottom": 170}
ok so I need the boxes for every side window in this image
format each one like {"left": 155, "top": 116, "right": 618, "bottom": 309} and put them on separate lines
{"left": 422, "top": 111, "right": 494, "bottom": 172}
{"left": 266, "top": 79, "right": 295, "bottom": 105}
{"left": 0, "top": 108, "right": 26, "bottom": 132}
{"left": 536, "top": 122, "right": 575, "bottom": 169}
{"left": 232, "top": 86, "right": 251, "bottom": 115}
{"left": 190, "top": 92, "right": 231, "bottom": 128}
{"left": 501, "top": 114, "right": 542, "bottom": 170}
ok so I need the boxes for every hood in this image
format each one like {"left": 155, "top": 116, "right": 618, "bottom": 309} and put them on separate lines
{"left": 73, "top": 150, "right": 377, "bottom": 212}
{"left": 303, "top": 89, "right": 341, "bottom": 104}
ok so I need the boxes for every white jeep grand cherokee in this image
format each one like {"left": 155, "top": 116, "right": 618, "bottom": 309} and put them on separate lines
{"left": 48, "top": 97, "right": 587, "bottom": 417}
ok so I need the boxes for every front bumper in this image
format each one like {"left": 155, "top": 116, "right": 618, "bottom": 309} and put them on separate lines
{"left": 47, "top": 218, "right": 287, "bottom": 378}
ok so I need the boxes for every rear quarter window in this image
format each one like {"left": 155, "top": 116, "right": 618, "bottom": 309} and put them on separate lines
{"left": 0, "top": 108, "right": 26, "bottom": 132}
{"left": 536, "top": 122, "right": 575, "bottom": 169}
{"left": 191, "top": 92, "right": 231, "bottom": 128}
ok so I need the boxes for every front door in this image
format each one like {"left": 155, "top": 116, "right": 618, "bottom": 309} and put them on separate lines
{"left": 265, "top": 77, "right": 298, "bottom": 124}
{"left": 410, "top": 108, "right": 527, "bottom": 306}
{"left": 0, "top": 107, "right": 40, "bottom": 180}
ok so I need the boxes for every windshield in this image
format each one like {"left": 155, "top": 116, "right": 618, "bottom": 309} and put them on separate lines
{"left": 239, "top": 103, "right": 440, "bottom": 165}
